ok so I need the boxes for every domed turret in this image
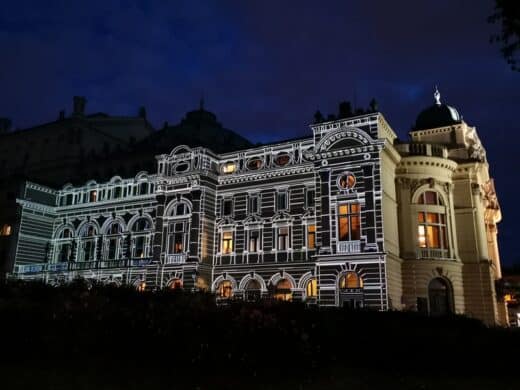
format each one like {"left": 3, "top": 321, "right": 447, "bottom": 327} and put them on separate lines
{"left": 414, "top": 88, "right": 462, "bottom": 131}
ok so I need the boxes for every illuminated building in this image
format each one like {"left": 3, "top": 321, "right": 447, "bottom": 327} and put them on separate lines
{"left": 8, "top": 89, "right": 507, "bottom": 325}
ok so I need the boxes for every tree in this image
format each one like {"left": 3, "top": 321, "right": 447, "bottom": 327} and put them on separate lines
{"left": 489, "top": 0, "right": 520, "bottom": 71}
{"left": 338, "top": 101, "right": 353, "bottom": 119}
{"left": 313, "top": 110, "right": 324, "bottom": 123}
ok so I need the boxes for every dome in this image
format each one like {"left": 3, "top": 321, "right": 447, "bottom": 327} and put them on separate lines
{"left": 414, "top": 88, "right": 462, "bottom": 131}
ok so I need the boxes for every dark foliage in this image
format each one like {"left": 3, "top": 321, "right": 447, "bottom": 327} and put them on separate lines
{"left": 489, "top": 0, "right": 520, "bottom": 71}
{"left": 0, "top": 280, "right": 518, "bottom": 389}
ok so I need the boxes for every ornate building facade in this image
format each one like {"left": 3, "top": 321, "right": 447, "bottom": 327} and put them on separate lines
{"left": 8, "top": 91, "right": 507, "bottom": 325}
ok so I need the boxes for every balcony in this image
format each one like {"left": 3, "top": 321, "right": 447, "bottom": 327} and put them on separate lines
{"left": 416, "top": 248, "right": 449, "bottom": 260}
{"left": 14, "top": 258, "right": 153, "bottom": 274}
{"left": 164, "top": 253, "right": 187, "bottom": 264}
{"left": 337, "top": 241, "right": 361, "bottom": 254}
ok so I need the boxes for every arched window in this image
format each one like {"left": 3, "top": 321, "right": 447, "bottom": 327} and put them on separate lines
{"left": 306, "top": 278, "right": 318, "bottom": 298}
{"left": 0, "top": 224, "right": 12, "bottom": 236}
{"left": 272, "top": 278, "right": 292, "bottom": 301}
{"left": 139, "top": 182, "right": 148, "bottom": 195}
{"left": 217, "top": 280, "right": 233, "bottom": 298}
{"left": 339, "top": 272, "right": 363, "bottom": 289}
{"left": 244, "top": 279, "right": 261, "bottom": 301}
{"left": 168, "top": 278, "right": 183, "bottom": 290}
{"left": 80, "top": 224, "right": 97, "bottom": 262}
{"left": 135, "top": 280, "right": 146, "bottom": 292}
{"left": 104, "top": 222, "right": 123, "bottom": 260}
{"left": 55, "top": 227, "right": 74, "bottom": 262}
{"left": 416, "top": 191, "right": 449, "bottom": 258}
{"left": 131, "top": 217, "right": 152, "bottom": 258}
{"left": 428, "top": 278, "right": 453, "bottom": 316}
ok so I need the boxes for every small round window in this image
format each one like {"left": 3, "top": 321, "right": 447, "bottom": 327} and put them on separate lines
{"left": 247, "top": 158, "right": 263, "bottom": 170}
{"left": 274, "top": 152, "right": 291, "bottom": 166}
{"left": 337, "top": 172, "right": 356, "bottom": 190}
{"left": 221, "top": 162, "right": 236, "bottom": 174}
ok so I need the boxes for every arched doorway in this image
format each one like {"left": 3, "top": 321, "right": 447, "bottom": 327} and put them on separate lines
{"left": 168, "top": 278, "right": 183, "bottom": 290}
{"left": 272, "top": 278, "right": 292, "bottom": 301}
{"left": 338, "top": 271, "right": 364, "bottom": 309}
{"left": 244, "top": 279, "right": 261, "bottom": 301}
{"left": 428, "top": 278, "right": 453, "bottom": 316}
{"left": 217, "top": 280, "right": 233, "bottom": 298}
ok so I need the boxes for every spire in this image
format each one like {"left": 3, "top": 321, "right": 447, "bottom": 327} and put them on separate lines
{"left": 434, "top": 86, "right": 441, "bottom": 105}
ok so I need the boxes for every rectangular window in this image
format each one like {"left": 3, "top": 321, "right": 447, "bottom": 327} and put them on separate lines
{"left": 89, "top": 190, "right": 97, "bottom": 203}
{"left": 168, "top": 222, "right": 186, "bottom": 254}
{"left": 249, "top": 230, "right": 260, "bottom": 252}
{"left": 338, "top": 203, "right": 361, "bottom": 241}
{"left": 248, "top": 195, "right": 259, "bottom": 214}
{"left": 134, "top": 236, "right": 145, "bottom": 257}
{"left": 277, "top": 191, "right": 288, "bottom": 211}
{"left": 305, "top": 189, "right": 315, "bottom": 208}
{"left": 223, "top": 199, "right": 233, "bottom": 216}
{"left": 277, "top": 226, "right": 289, "bottom": 250}
{"left": 307, "top": 225, "right": 316, "bottom": 249}
{"left": 222, "top": 231, "right": 233, "bottom": 254}
{"left": 417, "top": 212, "right": 447, "bottom": 249}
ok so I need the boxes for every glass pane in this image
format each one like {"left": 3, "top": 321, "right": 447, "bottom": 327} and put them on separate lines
{"left": 426, "top": 213, "right": 439, "bottom": 224}
{"left": 424, "top": 191, "right": 437, "bottom": 205}
{"left": 351, "top": 216, "right": 360, "bottom": 240}
{"left": 338, "top": 204, "right": 348, "bottom": 215}
{"left": 339, "top": 216, "right": 349, "bottom": 241}
{"left": 418, "top": 225, "right": 427, "bottom": 247}
{"left": 427, "top": 225, "right": 440, "bottom": 248}
{"left": 418, "top": 212, "right": 425, "bottom": 223}
{"left": 308, "top": 232, "right": 315, "bottom": 249}
{"left": 350, "top": 203, "right": 360, "bottom": 213}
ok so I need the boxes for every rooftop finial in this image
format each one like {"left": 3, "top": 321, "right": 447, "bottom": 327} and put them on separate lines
{"left": 434, "top": 86, "right": 441, "bottom": 105}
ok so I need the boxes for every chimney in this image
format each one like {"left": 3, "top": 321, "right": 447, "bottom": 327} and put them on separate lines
{"left": 73, "top": 96, "right": 87, "bottom": 117}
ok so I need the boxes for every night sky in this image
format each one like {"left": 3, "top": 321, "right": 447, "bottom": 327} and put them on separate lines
{"left": 1, "top": 0, "right": 519, "bottom": 267}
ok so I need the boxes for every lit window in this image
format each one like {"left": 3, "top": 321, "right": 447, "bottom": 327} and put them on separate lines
{"left": 338, "top": 172, "right": 356, "bottom": 190}
{"left": 89, "top": 190, "right": 97, "bottom": 202}
{"left": 273, "top": 279, "right": 292, "bottom": 301}
{"left": 136, "top": 281, "right": 146, "bottom": 292}
{"left": 221, "top": 162, "right": 236, "bottom": 174}
{"left": 307, "top": 225, "right": 316, "bottom": 249}
{"left": 218, "top": 280, "right": 233, "bottom": 298}
{"left": 249, "top": 230, "right": 260, "bottom": 252}
{"left": 417, "top": 212, "right": 447, "bottom": 249}
{"left": 168, "top": 278, "right": 183, "bottom": 290}
{"left": 277, "top": 226, "right": 289, "bottom": 250}
{"left": 306, "top": 278, "right": 317, "bottom": 298}
{"left": 247, "top": 158, "right": 263, "bottom": 170}
{"left": 222, "top": 231, "right": 233, "bottom": 254}
{"left": 338, "top": 203, "right": 360, "bottom": 241}
{"left": 339, "top": 272, "right": 363, "bottom": 289}
{"left": 168, "top": 222, "right": 186, "bottom": 254}
{"left": 0, "top": 224, "right": 12, "bottom": 236}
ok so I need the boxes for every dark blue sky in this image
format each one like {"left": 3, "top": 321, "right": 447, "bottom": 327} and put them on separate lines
{"left": 1, "top": 0, "right": 519, "bottom": 267}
